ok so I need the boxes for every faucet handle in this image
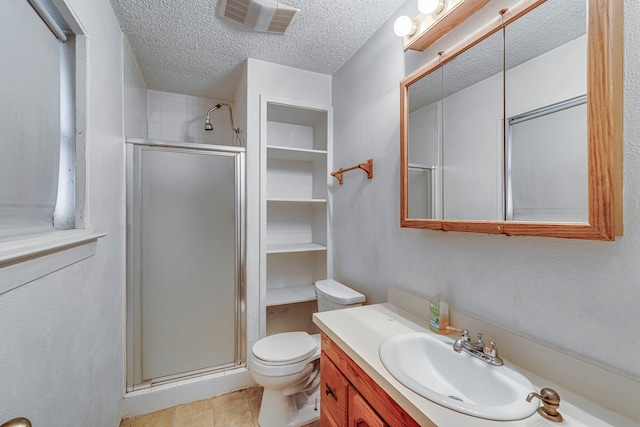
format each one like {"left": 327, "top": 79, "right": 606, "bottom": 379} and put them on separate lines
{"left": 475, "top": 332, "right": 484, "bottom": 347}
{"left": 452, "top": 329, "right": 470, "bottom": 353}
{"left": 483, "top": 340, "right": 504, "bottom": 365}
{"left": 483, "top": 341, "right": 497, "bottom": 357}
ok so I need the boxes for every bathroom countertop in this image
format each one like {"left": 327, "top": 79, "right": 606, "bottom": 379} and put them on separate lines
{"left": 313, "top": 303, "right": 638, "bottom": 427}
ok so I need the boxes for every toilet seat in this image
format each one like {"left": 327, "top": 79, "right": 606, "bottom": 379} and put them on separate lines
{"left": 250, "top": 332, "right": 320, "bottom": 377}
{"left": 252, "top": 332, "right": 317, "bottom": 365}
{"left": 249, "top": 279, "right": 362, "bottom": 427}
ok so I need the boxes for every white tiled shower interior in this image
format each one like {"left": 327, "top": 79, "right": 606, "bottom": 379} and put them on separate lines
{"left": 121, "top": 39, "right": 256, "bottom": 420}
{"left": 147, "top": 90, "right": 237, "bottom": 145}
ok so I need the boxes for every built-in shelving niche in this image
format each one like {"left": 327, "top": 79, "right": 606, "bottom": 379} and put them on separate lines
{"left": 260, "top": 97, "right": 332, "bottom": 337}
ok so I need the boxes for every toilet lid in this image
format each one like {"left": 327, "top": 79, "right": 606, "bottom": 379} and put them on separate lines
{"left": 315, "top": 279, "right": 365, "bottom": 305}
{"left": 252, "top": 332, "right": 317, "bottom": 365}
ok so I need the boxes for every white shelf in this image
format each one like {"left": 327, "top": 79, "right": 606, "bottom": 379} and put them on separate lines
{"left": 267, "top": 198, "right": 326, "bottom": 204}
{"left": 261, "top": 98, "right": 330, "bottom": 336}
{"left": 267, "top": 102, "right": 327, "bottom": 127}
{"left": 266, "top": 284, "right": 317, "bottom": 307}
{"left": 266, "top": 242, "right": 327, "bottom": 254}
{"left": 267, "top": 145, "right": 327, "bottom": 162}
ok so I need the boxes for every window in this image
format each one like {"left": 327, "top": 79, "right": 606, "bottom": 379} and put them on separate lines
{"left": 0, "top": 0, "right": 76, "bottom": 240}
{"left": 0, "top": 1, "right": 102, "bottom": 294}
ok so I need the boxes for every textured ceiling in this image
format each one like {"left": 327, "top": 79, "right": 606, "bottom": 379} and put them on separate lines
{"left": 110, "top": 0, "right": 407, "bottom": 101}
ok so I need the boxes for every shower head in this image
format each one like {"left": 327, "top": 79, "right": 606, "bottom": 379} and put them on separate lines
{"left": 204, "top": 103, "right": 223, "bottom": 131}
{"left": 204, "top": 102, "right": 240, "bottom": 136}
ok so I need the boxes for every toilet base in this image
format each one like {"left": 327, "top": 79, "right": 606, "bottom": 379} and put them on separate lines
{"left": 257, "top": 388, "right": 320, "bottom": 427}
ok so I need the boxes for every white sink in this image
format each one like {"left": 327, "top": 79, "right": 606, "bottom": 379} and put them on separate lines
{"left": 379, "top": 332, "right": 538, "bottom": 421}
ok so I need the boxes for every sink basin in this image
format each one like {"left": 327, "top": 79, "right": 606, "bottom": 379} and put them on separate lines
{"left": 379, "top": 332, "right": 538, "bottom": 421}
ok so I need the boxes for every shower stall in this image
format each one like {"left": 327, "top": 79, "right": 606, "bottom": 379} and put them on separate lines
{"left": 126, "top": 138, "right": 245, "bottom": 389}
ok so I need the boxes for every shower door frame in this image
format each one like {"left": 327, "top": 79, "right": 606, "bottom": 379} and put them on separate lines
{"left": 125, "top": 138, "right": 246, "bottom": 390}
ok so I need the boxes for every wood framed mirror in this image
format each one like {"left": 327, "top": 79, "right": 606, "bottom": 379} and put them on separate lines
{"left": 400, "top": 0, "right": 623, "bottom": 240}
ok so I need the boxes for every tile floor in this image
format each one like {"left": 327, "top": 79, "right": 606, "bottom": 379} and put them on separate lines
{"left": 119, "top": 387, "right": 321, "bottom": 427}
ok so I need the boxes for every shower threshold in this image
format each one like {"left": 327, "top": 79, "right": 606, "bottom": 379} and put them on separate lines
{"left": 129, "top": 361, "right": 244, "bottom": 392}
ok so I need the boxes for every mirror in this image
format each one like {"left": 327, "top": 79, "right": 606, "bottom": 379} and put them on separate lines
{"left": 407, "top": 66, "right": 442, "bottom": 219}
{"left": 505, "top": 0, "right": 587, "bottom": 223}
{"left": 400, "top": 0, "right": 623, "bottom": 240}
{"left": 441, "top": 29, "right": 504, "bottom": 221}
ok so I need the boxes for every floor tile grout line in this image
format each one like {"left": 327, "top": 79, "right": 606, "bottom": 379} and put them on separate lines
{"left": 123, "top": 387, "right": 314, "bottom": 427}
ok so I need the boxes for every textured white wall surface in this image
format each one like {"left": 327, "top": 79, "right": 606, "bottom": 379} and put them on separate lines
{"left": 0, "top": 0, "right": 126, "bottom": 425}
{"left": 332, "top": 0, "right": 640, "bottom": 384}
{"left": 124, "top": 38, "right": 147, "bottom": 139}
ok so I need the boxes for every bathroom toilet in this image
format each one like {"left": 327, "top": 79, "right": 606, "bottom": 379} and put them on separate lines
{"left": 249, "top": 279, "right": 365, "bottom": 427}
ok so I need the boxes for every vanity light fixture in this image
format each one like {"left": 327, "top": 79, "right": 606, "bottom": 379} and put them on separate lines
{"left": 394, "top": 0, "right": 446, "bottom": 38}
{"left": 395, "top": 0, "right": 491, "bottom": 51}
{"left": 394, "top": 15, "right": 418, "bottom": 37}
{"left": 418, "top": 0, "right": 446, "bottom": 15}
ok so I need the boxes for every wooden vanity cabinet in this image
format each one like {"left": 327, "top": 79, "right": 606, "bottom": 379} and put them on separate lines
{"left": 320, "top": 353, "right": 350, "bottom": 426}
{"left": 349, "top": 389, "right": 388, "bottom": 427}
{"left": 320, "top": 333, "right": 422, "bottom": 427}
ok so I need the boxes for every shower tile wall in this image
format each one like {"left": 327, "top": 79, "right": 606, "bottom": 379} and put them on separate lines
{"left": 147, "top": 90, "right": 236, "bottom": 145}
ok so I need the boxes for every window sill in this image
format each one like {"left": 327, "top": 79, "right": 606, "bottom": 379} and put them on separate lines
{"left": 0, "top": 229, "right": 106, "bottom": 295}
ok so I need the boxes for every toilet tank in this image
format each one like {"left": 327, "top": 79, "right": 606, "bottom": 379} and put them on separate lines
{"left": 315, "top": 279, "right": 365, "bottom": 312}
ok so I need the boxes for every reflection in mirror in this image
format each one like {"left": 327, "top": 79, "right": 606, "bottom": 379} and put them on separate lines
{"left": 441, "top": 29, "right": 504, "bottom": 221}
{"left": 407, "top": 67, "right": 442, "bottom": 219}
{"left": 504, "top": 0, "right": 587, "bottom": 222}
{"left": 507, "top": 96, "right": 587, "bottom": 221}
{"left": 400, "top": 0, "right": 621, "bottom": 239}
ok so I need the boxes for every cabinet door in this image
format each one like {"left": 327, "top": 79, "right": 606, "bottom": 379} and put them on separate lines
{"left": 349, "top": 387, "right": 388, "bottom": 427}
{"left": 320, "top": 352, "right": 350, "bottom": 426}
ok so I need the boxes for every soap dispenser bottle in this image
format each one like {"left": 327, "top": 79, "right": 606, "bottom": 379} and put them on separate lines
{"left": 429, "top": 289, "right": 449, "bottom": 334}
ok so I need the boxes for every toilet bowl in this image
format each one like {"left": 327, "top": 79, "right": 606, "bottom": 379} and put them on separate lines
{"left": 249, "top": 279, "right": 365, "bottom": 427}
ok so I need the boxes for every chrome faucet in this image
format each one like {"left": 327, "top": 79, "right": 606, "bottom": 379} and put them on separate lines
{"left": 452, "top": 329, "right": 503, "bottom": 366}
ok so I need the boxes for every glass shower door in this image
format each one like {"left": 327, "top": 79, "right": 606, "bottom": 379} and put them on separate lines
{"left": 127, "top": 140, "right": 244, "bottom": 386}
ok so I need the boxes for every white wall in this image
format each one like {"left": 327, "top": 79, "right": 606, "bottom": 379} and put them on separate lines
{"left": 123, "top": 38, "right": 147, "bottom": 139}
{"left": 332, "top": 0, "right": 640, "bottom": 387}
{"left": 442, "top": 71, "right": 503, "bottom": 220}
{"left": 0, "top": 0, "right": 127, "bottom": 425}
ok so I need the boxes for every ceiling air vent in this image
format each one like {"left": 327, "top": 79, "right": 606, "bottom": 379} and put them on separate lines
{"left": 220, "top": 0, "right": 251, "bottom": 25}
{"left": 218, "top": 0, "right": 299, "bottom": 34}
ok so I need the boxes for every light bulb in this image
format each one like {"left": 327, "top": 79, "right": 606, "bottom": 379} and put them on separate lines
{"left": 394, "top": 15, "right": 417, "bottom": 37}
{"left": 417, "top": 0, "right": 445, "bottom": 15}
